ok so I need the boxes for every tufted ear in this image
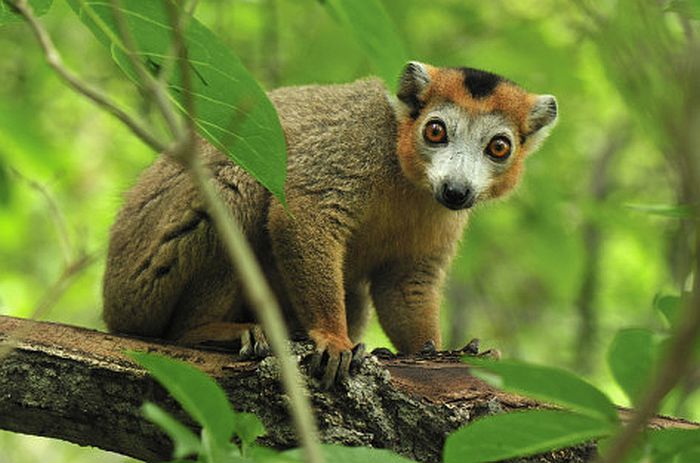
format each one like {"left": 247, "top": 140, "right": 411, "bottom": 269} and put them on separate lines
{"left": 524, "top": 94, "right": 558, "bottom": 149}
{"left": 397, "top": 61, "right": 431, "bottom": 118}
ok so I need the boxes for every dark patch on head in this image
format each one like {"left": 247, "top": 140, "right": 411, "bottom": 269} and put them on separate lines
{"left": 399, "top": 94, "right": 425, "bottom": 120}
{"left": 458, "top": 67, "right": 505, "bottom": 99}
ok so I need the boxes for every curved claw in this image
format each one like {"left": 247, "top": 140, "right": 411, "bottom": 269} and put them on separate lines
{"left": 310, "top": 341, "right": 367, "bottom": 390}
{"left": 461, "top": 338, "right": 480, "bottom": 356}
{"left": 321, "top": 353, "right": 342, "bottom": 389}
{"left": 310, "top": 350, "right": 327, "bottom": 377}
{"left": 336, "top": 350, "right": 352, "bottom": 382}
{"left": 239, "top": 329, "right": 254, "bottom": 358}
{"left": 252, "top": 326, "right": 270, "bottom": 357}
{"left": 370, "top": 346, "right": 395, "bottom": 360}
{"left": 350, "top": 343, "right": 366, "bottom": 373}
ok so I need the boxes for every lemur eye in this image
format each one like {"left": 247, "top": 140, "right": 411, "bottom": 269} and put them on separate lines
{"left": 423, "top": 120, "right": 448, "bottom": 144}
{"left": 486, "top": 136, "right": 512, "bottom": 160}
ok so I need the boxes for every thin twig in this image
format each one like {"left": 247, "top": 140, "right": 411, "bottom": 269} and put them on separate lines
{"left": 9, "top": 0, "right": 167, "bottom": 152}
{"left": 162, "top": 3, "right": 324, "bottom": 462}
{"left": 0, "top": 167, "right": 98, "bottom": 362}
{"left": 8, "top": 167, "right": 73, "bottom": 265}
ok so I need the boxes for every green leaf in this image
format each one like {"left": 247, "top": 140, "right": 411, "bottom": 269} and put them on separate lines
{"left": 649, "top": 428, "right": 700, "bottom": 462}
{"left": 0, "top": 0, "right": 52, "bottom": 25}
{"left": 233, "top": 412, "right": 266, "bottom": 452}
{"left": 322, "top": 0, "right": 409, "bottom": 92}
{"left": 443, "top": 410, "right": 614, "bottom": 463}
{"left": 142, "top": 402, "right": 201, "bottom": 459}
{"left": 666, "top": 0, "right": 700, "bottom": 19}
{"left": 607, "top": 329, "right": 657, "bottom": 406}
{"left": 250, "top": 446, "right": 302, "bottom": 462}
{"left": 654, "top": 293, "right": 683, "bottom": 328}
{"left": 284, "top": 444, "right": 418, "bottom": 463}
{"left": 624, "top": 203, "right": 696, "bottom": 219}
{"left": 466, "top": 358, "right": 619, "bottom": 423}
{"left": 128, "top": 351, "right": 235, "bottom": 446}
{"left": 65, "top": 0, "right": 287, "bottom": 203}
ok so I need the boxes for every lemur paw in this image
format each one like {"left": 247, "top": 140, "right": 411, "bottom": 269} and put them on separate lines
{"left": 420, "top": 339, "right": 438, "bottom": 355}
{"left": 371, "top": 347, "right": 396, "bottom": 359}
{"left": 460, "top": 338, "right": 501, "bottom": 359}
{"left": 460, "top": 338, "right": 481, "bottom": 355}
{"left": 238, "top": 325, "right": 270, "bottom": 360}
{"left": 308, "top": 331, "right": 365, "bottom": 389}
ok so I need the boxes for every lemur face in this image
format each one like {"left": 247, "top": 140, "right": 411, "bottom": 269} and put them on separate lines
{"left": 394, "top": 62, "right": 558, "bottom": 210}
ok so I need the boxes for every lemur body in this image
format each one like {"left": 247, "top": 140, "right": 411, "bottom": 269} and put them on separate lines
{"left": 103, "top": 62, "right": 557, "bottom": 384}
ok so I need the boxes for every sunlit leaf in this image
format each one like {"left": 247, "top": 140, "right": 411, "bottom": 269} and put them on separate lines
{"left": 65, "top": 0, "right": 287, "bottom": 203}
{"left": 466, "top": 358, "right": 619, "bottom": 423}
{"left": 624, "top": 203, "right": 695, "bottom": 219}
{"left": 128, "top": 351, "right": 235, "bottom": 446}
{"left": 443, "top": 409, "right": 614, "bottom": 463}
{"left": 285, "top": 444, "right": 417, "bottom": 463}
{"left": 142, "top": 402, "right": 201, "bottom": 459}
{"left": 0, "top": 0, "right": 52, "bottom": 24}
{"left": 232, "top": 412, "right": 266, "bottom": 452}
{"left": 607, "top": 329, "right": 657, "bottom": 406}
{"left": 322, "top": 0, "right": 409, "bottom": 92}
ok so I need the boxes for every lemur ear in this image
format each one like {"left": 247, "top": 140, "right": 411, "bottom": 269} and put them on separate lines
{"left": 527, "top": 95, "right": 558, "bottom": 134}
{"left": 524, "top": 95, "right": 558, "bottom": 149}
{"left": 397, "top": 61, "right": 431, "bottom": 117}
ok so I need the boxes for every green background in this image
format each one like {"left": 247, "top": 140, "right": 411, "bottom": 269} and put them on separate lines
{"left": 0, "top": 1, "right": 697, "bottom": 461}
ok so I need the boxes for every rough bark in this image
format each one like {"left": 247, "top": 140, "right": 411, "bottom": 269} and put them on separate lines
{"left": 0, "top": 316, "right": 696, "bottom": 463}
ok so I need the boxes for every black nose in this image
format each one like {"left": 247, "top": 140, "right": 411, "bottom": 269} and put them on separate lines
{"left": 439, "top": 183, "right": 475, "bottom": 210}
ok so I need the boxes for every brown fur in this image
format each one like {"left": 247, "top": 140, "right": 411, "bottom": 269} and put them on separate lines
{"left": 103, "top": 64, "right": 551, "bottom": 358}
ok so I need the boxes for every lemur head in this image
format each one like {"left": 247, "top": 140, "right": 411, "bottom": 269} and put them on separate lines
{"left": 394, "top": 61, "right": 558, "bottom": 210}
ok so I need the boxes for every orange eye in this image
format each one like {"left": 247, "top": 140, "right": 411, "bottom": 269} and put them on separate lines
{"left": 423, "top": 120, "right": 448, "bottom": 144}
{"left": 486, "top": 136, "right": 512, "bottom": 160}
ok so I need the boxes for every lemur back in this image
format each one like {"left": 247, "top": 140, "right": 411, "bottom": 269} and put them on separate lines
{"left": 103, "top": 62, "right": 558, "bottom": 387}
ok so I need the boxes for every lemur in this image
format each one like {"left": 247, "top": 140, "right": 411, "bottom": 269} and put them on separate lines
{"left": 103, "top": 62, "right": 558, "bottom": 388}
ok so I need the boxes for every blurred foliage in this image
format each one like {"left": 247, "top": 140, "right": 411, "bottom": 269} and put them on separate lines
{"left": 0, "top": 0, "right": 52, "bottom": 24}
{"left": 1, "top": 0, "right": 699, "bottom": 461}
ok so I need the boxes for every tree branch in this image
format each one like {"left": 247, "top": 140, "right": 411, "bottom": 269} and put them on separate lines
{"left": 0, "top": 316, "right": 697, "bottom": 463}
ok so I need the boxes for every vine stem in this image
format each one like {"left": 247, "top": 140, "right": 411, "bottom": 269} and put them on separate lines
{"left": 186, "top": 155, "right": 324, "bottom": 463}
